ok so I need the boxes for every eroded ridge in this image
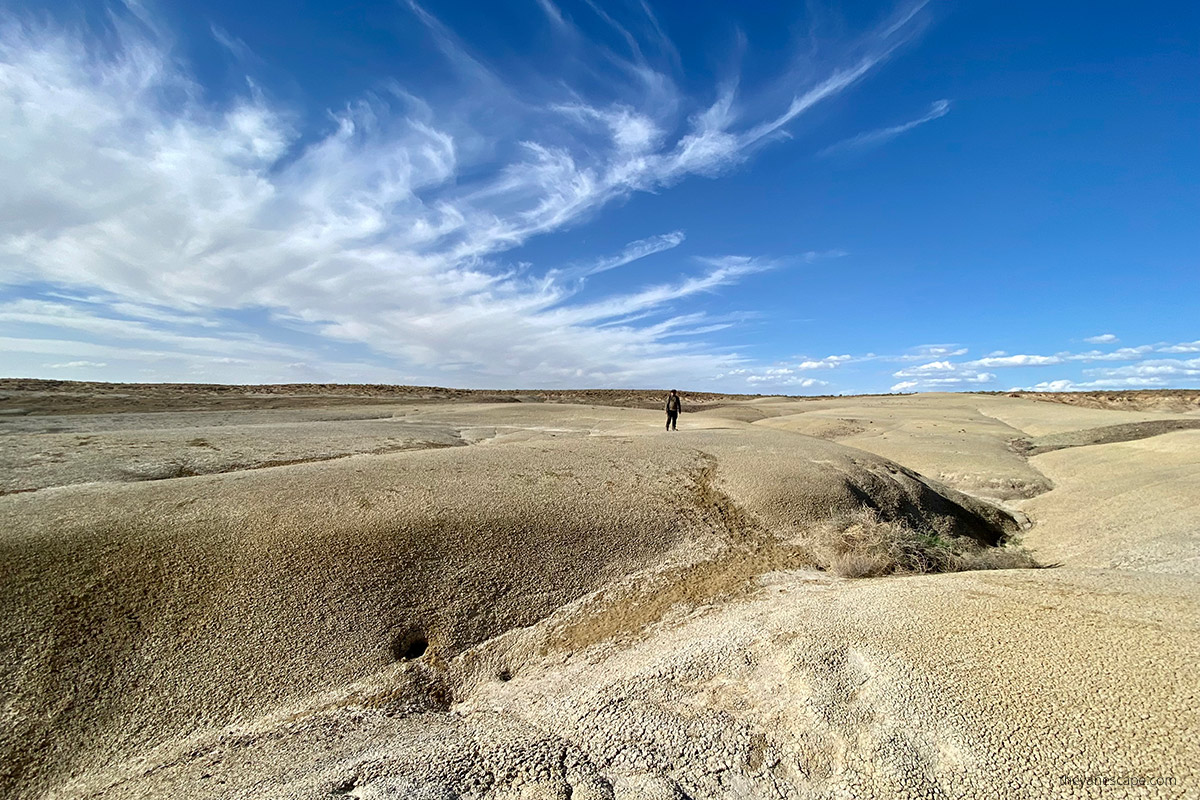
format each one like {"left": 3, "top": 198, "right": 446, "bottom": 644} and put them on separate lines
{"left": 1011, "top": 418, "right": 1200, "bottom": 455}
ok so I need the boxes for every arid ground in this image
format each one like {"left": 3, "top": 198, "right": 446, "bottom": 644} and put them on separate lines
{"left": 2, "top": 382, "right": 1198, "bottom": 799}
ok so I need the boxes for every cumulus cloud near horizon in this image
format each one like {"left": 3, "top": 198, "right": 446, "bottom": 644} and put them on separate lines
{"left": 45, "top": 360, "right": 108, "bottom": 369}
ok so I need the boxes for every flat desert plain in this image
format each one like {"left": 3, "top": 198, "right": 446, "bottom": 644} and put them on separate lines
{"left": 2, "top": 382, "right": 1198, "bottom": 799}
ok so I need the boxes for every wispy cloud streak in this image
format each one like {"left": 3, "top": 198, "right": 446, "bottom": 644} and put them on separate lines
{"left": 0, "top": 2, "right": 931, "bottom": 386}
{"left": 554, "top": 231, "right": 686, "bottom": 280}
{"left": 819, "top": 99, "right": 949, "bottom": 156}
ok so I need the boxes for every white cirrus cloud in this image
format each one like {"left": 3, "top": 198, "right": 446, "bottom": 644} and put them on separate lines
{"left": 0, "top": 4, "right": 929, "bottom": 387}
{"left": 819, "top": 98, "right": 950, "bottom": 157}
{"left": 554, "top": 231, "right": 685, "bottom": 279}
{"left": 1084, "top": 333, "right": 1119, "bottom": 344}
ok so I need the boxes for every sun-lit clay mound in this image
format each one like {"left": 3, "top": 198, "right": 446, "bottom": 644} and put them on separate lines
{"left": 750, "top": 394, "right": 1057, "bottom": 501}
{"left": 0, "top": 425, "right": 1019, "bottom": 799}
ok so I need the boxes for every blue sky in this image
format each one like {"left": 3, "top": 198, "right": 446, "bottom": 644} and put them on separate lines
{"left": 1, "top": 1, "right": 1197, "bottom": 393}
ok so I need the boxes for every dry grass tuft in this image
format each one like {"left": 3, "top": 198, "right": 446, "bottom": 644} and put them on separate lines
{"left": 808, "top": 507, "right": 1038, "bottom": 578}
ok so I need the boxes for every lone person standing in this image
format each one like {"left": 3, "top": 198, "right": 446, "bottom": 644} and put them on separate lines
{"left": 665, "top": 389, "right": 682, "bottom": 431}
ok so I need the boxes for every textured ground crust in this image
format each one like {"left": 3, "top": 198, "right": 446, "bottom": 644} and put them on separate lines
{"left": 1, "top": 389, "right": 1197, "bottom": 799}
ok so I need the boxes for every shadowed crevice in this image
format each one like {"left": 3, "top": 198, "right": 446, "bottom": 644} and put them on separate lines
{"left": 1011, "top": 419, "right": 1200, "bottom": 456}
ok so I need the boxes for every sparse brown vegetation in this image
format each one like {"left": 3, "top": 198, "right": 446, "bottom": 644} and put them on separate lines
{"left": 808, "top": 507, "right": 1039, "bottom": 578}
{"left": 999, "top": 389, "right": 1200, "bottom": 413}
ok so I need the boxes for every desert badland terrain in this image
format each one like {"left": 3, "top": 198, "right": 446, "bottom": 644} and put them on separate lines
{"left": 1, "top": 381, "right": 1198, "bottom": 799}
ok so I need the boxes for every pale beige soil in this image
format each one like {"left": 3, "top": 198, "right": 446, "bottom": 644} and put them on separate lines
{"left": 1020, "top": 431, "right": 1200, "bottom": 573}
{"left": 1, "top": 386, "right": 1197, "bottom": 799}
